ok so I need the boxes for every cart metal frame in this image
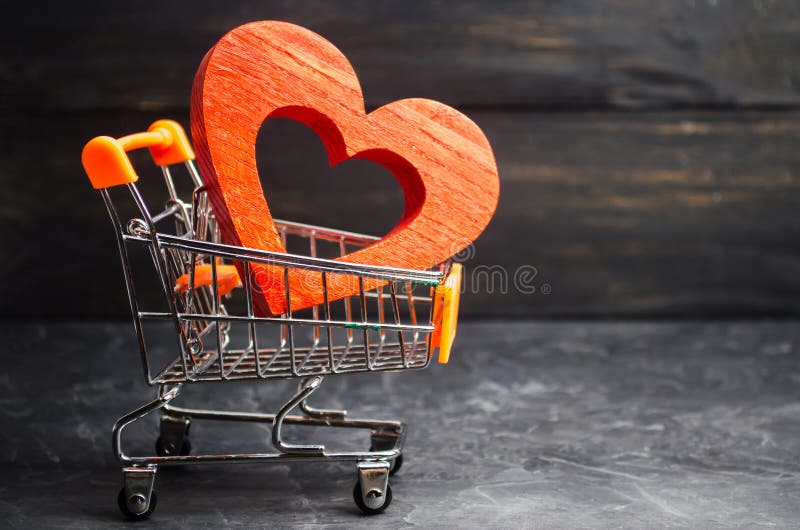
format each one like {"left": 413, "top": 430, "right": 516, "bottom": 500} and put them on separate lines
{"left": 83, "top": 122, "right": 455, "bottom": 518}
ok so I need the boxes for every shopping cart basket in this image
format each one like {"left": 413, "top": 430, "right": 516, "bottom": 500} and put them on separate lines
{"left": 81, "top": 120, "right": 462, "bottom": 519}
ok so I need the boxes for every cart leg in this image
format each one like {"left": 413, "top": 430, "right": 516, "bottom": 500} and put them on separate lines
{"left": 272, "top": 375, "right": 326, "bottom": 455}
{"left": 298, "top": 376, "right": 347, "bottom": 420}
{"left": 119, "top": 466, "right": 158, "bottom": 520}
{"left": 353, "top": 460, "right": 392, "bottom": 515}
{"left": 113, "top": 385, "right": 181, "bottom": 465}
{"left": 156, "top": 414, "right": 191, "bottom": 456}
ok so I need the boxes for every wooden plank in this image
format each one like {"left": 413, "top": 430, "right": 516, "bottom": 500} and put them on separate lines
{"left": 1, "top": 109, "right": 799, "bottom": 318}
{"left": 475, "top": 110, "right": 800, "bottom": 317}
{"left": 2, "top": 1, "right": 800, "bottom": 112}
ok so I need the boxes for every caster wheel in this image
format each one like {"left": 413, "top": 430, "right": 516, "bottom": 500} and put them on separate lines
{"left": 369, "top": 442, "right": 403, "bottom": 476}
{"left": 353, "top": 480, "right": 392, "bottom": 515}
{"left": 117, "top": 488, "right": 157, "bottom": 520}
{"left": 389, "top": 454, "right": 403, "bottom": 476}
{"left": 155, "top": 436, "right": 191, "bottom": 457}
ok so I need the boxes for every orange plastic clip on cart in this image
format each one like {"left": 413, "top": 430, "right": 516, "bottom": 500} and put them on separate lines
{"left": 81, "top": 120, "right": 462, "bottom": 518}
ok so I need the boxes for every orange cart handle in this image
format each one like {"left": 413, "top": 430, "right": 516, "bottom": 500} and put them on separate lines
{"left": 81, "top": 119, "right": 195, "bottom": 189}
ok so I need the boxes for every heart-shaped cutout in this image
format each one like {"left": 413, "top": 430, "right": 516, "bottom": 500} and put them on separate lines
{"left": 191, "top": 21, "right": 499, "bottom": 315}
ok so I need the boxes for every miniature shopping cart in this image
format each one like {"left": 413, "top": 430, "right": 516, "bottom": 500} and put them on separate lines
{"left": 81, "top": 120, "right": 462, "bottom": 519}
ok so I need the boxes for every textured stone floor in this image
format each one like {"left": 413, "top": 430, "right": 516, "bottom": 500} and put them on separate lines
{"left": 1, "top": 320, "right": 799, "bottom": 528}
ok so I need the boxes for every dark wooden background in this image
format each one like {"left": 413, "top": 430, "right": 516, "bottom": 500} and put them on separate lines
{"left": 2, "top": 0, "right": 799, "bottom": 318}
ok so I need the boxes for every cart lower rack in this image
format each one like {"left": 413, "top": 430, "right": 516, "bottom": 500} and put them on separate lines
{"left": 82, "top": 120, "right": 461, "bottom": 518}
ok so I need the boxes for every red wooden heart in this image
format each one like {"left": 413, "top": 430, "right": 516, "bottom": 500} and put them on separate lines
{"left": 191, "top": 21, "right": 499, "bottom": 315}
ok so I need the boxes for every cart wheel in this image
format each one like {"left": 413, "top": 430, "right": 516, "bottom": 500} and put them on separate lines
{"left": 389, "top": 454, "right": 403, "bottom": 476}
{"left": 369, "top": 443, "right": 403, "bottom": 476}
{"left": 118, "top": 488, "right": 158, "bottom": 520}
{"left": 155, "top": 436, "right": 191, "bottom": 457}
{"left": 353, "top": 480, "right": 392, "bottom": 515}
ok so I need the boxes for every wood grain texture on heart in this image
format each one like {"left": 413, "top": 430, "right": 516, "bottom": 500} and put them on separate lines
{"left": 191, "top": 20, "right": 499, "bottom": 315}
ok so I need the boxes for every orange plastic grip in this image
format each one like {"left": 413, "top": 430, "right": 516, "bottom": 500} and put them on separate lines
{"left": 81, "top": 119, "right": 195, "bottom": 189}
{"left": 174, "top": 263, "right": 242, "bottom": 296}
{"left": 430, "top": 262, "right": 462, "bottom": 364}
